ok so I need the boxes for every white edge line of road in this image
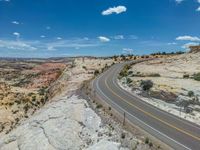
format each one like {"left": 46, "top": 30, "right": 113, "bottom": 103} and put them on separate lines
{"left": 112, "top": 67, "right": 200, "bottom": 131}
{"left": 93, "top": 68, "right": 191, "bottom": 150}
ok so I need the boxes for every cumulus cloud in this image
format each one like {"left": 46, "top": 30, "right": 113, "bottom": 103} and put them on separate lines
{"left": 196, "top": 6, "right": 200, "bottom": 11}
{"left": 176, "top": 35, "right": 200, "bottom": 42}
{"left": 56, "top": 37, "right": 62, "bottom": 40}
{"left": 13, "top": 32, "right": 20, "bottom": 40}
{"left": 98, "top": 36, "right": 110, "bottom": 42}
{"left": 182, "top": 42, "right": 199, "bottom": 49}
{"left": 102, "top": 6, "right": 127, "bottom": 15}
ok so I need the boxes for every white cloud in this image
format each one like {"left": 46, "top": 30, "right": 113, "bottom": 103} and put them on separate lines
{"left": 0, "top": 40, "right": 37, "bottom": 51}
{"left": 45, "top": 38, "right": 100, "bottom": 51}
{"left": 0, "top": 38, "right": 101, "bottom": 52}
{"left": 56, "top": 37, "right": 62, "bottom": 40}
{"left": 175, "top": 0, "right": 185, "bottom": 4}
{"left": 113, "top": 35, "right": 124, "bottom": 40}
{"left": 40, "top": 35, "right": 46, "bottom": 38}
{"left": 102, "top": 6, "right": 127, "bottom": 15}
{"left": 176, "top": 35, "right": 200, "bottom": 41}
{"left": 198, "top": 0, "right": 200, "bottom": 3}
{"left": 13, "top": 32, "right": 20, "bottom": 40}
{"left": 196, "top": 6, "right": 200, "bottom": 11}
{"left": 0, "top": 0, "right": 10, "bottom": 2}
{"left": 12, "top": 21, "right": 20, "bottom": 25}
{"left": 122, "top": 48, "right": 133, "bottom": 54}
{"left": 182, "top": 42, "right": 199, "bottom": 49}
{"left": 98, "top": 36, "right": 110, "bottom": 42}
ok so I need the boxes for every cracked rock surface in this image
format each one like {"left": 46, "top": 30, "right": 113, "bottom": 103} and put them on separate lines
{"left": 0, "top": 95, "right": 123, "bottom": 150}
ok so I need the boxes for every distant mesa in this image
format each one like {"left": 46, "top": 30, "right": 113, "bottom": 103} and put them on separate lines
{"left": 189, "top": 45, "right": 200, "bottom": 53}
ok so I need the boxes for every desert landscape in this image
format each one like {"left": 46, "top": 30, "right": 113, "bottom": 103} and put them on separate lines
{"left": 0, "top": 58, "right": 71, "bottom": 134}
{"left": 0, "top": 57, "right": 160, "bottom": 150}
{"left": 118, "top": 46, "right": 200, "bottom": 125}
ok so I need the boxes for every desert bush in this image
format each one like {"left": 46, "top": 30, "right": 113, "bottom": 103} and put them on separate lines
{"left": 32, "top": 96, "right": 36, "bottom": 101}
{"left": 183, "top": 74, "right": 190, "bottom": 79}
{"left": 121, "top": 132, "right": 126, "bottom": 139}
{"left": 145, "top": 137, "right": 149, "bottom": 144}
{"left": 149, "top": 142, "right": 153, "bottom": 147}
{"left": 82, "top": 66, "right": 87, "bottom": 70}
{"left": 38, "top": 87, "right": 46, "bottom": 96}
{"left": 148, "top": 73, "right": 161, "bottom": 77}
{"left": 193, "top": 72, "right": 200, "bottom": 81}
{"left": 128, "top": 71, "right": 133, "bottom": 75}
{"left": 119, "top": 64, "right": 131, "bottom": 77}
{"left": 126, "top": 78, "right": 132, "bottom": 84}
{"left": 96, "top": 104, "right": 102, "bottom": 109}
{"left": 94, "top": 70, "right": 99, "bottom": 76}
{"left": 140, "top": 80, "right": 153, "bottom": 91}
{"left": 188, "top": 91, "right": 194, "bottom": 97}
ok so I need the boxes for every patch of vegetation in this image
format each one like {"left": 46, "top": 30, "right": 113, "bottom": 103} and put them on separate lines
{"left": 126, "top": 78, "right": 133, "bottom": 84}
{"left": 121, "top": 132, "right": 126, "bottom": 139}
{"left": 119, "top": 64, "right": 131, "bottom": 78}
{"left": 38, "top": 87, "right": 46, "bottom": 96}
{"left": 148, "top": 73, "right": 161, "bottom": 77}
{"left": 183, "top": 74, "right": 190, "bottom": 79}
{"left": 96, "top": 104, "right": 102, "bottom": 109}
{"left": 193, "top": 72, "right": 200, "bottom": 81}
{"left": 140, "top": 80, "right": 153, "bottom": 91}
{"left": 145, "top": 137, "right": 149, "bottom": 144}
{"left": 82, "top": 66, "right": 87, "bottom": 70}
{"left": 94, "top": 70, "right": 100, "bottom": 76}
{"left": 188, "top": 91, "right": 194, "bottom": 97}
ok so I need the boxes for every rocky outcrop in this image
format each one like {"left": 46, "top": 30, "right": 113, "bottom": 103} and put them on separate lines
{"left": 0, "top": 95, "right": 124, "bottom": 150}
{"left": 189, "top": 45, "right": 200, "bottom": 53}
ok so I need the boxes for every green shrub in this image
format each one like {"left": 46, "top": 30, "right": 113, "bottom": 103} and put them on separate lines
{"left": 127, "top": 78, "right": 132, "bottom": 84}
{"left": 194, "top": 73, "right": 200, "bottom": 81}
{"left": 188, "top": 91, "right": 194, "bottom": 97}
{"left": 82, "top": 66, "right": 87, "bottom": 70}
{"left": 145, "top": 137, "right": 149, "bottom": 144}
{"left": 38, "top": 88, "right": 46, "bottom": 96}
{"left": 94, "top": 70, "right": 100, "bottom": 76}
{"left": 96, "top": 104, "right": 102, "bottom": 109}
{"left": 140, "top": 80, "right": 153, "bottom": 91}
{"left": 148, "top": 73, "right": 161, "bottom": 77}
{"left": 149, "top": 142, "right": 153, "bottom": 147}
{"left": 183, "top": 74, "right": 190, "bottom": 78}
{"left": 121, "top": 133, "right": 126, "bottom": 139}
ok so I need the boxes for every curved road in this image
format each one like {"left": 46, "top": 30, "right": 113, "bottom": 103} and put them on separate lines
{"left": 92, "top": 61, "right": 200, "bottom": 150}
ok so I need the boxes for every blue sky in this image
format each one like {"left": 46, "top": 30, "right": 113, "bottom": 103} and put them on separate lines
{"left": 0, "top": 0, "right": 200, "bottom": 58}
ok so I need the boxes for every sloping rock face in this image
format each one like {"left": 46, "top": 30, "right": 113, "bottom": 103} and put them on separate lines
{"left": 0, "top": 95, "right": 120, "bottom": 150}
{"left": 189, "top": 45, "right": 200, "bottom": 53}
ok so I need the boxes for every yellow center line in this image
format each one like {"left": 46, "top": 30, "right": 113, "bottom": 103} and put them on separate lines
{"left": 104, "top": 77, "right": 200, "bottom": 141}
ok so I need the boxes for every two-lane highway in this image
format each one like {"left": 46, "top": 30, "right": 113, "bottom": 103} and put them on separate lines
{"left": 92, "top": 62, "right": 200, "bottom": 150}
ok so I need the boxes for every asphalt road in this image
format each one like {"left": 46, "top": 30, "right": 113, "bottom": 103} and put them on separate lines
{"left": 92, "top": 61, "right": 200, "bottom": 150}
